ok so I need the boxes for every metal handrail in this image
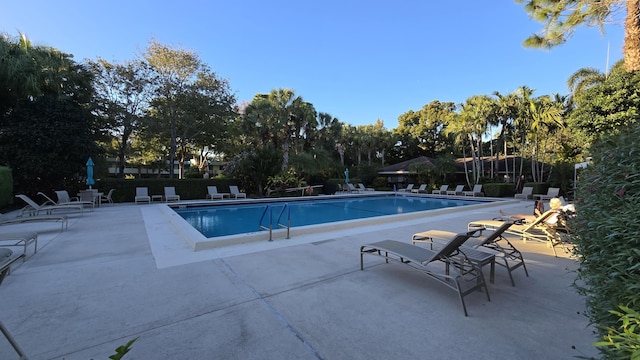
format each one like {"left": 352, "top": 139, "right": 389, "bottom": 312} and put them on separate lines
{"left": 258, "top": 204, "right": 291, "bottom": 241}
{"left": 258, "top": 205, "right": 273, "bottom": 240}
{"left": 275, "top": 203, "right": 291, "bottom": 239}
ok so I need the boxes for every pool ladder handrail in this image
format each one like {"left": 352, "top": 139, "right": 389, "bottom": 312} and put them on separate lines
{"left": 258, "top": 203, "right": 290, "bottom": 241}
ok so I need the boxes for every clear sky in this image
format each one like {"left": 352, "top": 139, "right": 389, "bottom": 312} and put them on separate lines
{"left": 1, "top": 1, "right": 625, "bottom": 129}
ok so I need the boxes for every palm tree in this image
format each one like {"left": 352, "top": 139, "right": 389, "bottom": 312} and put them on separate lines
{"left": 516, "top": 0, "right": 640, "bottom": 71}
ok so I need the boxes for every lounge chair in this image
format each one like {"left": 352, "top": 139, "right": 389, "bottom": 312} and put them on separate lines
{"left": 357, "top": 183, "right": 374, "bottom": 192}
{"left": 0, "top": 231, "right": 38, "bottom": 260}
{"left": 0, "top": 248, "right": 30, "bottom": 359}
{"left": 0, "top": 247, "right": 23, "bottom": 284}
{"left": 432, "top": 185, "right": 448, "bottom": 195}
{"left": 15, "top": 194, "right": 84, "bottom": 216}
{"left": 446, "top": 185, "right": 465, "bottom": 196}
{"left": 398, "top": 184, "right": 414, "bottom": 193}
{"left": 462, "top": 184, "right": 484, "bottom": 197}
{"left": 533, "top": 187, "right": 560, "bottom": 201}
{"left": 1, "top": 212, "right": 68, "bottom": 231}
{"left": 411, "top": 184, "right": 428, "bottom": 193}
{"left": 206, "top": 186, "right": 226, "bottom": 200}
{"left": 360, "top": 230, "right": 492, "bottom": 316}
{"left": 347, "top": 183, "right": 360, "bottom": 193}
{"left": 412, "top": 222, "right": 528, "bottom": 286}
{"left": 135, "top": 187, "right": 151, "bottom": 204}
{"left": 514, "top": 186, "right": 533, "bottom": 200}
{"left": 229, "top": 185, "right": 247, "bottom": 199}
{"left": 101, "top": 189, "right": 115, "bottom": 204}
{"left": 55, "top": 190, "right": 95, "bottom": 208}
{"left": 164, "top": 187, "right": 181, "bottom": 202}
{"left": 468, "top": 209, "right": 566, "bottom": 256}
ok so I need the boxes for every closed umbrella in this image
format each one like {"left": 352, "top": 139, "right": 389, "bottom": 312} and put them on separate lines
{"left": 344, "top": 168, "right": 349, "bottom": 184}
{"left": 86, "top": 157, "right": 95, "bottom": 189}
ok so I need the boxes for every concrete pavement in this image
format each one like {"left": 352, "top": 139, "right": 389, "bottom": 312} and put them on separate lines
{"left": 0, "top": 198, "right": 598, "bottom": 359}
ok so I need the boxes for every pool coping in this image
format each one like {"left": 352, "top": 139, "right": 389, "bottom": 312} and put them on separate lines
{"left": 158, "top": 192, "right": 517, "bottom": 251}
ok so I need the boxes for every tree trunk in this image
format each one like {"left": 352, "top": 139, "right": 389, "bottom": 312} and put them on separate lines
{"left": 625, "top": 0, "right": 640, "bottom": 72}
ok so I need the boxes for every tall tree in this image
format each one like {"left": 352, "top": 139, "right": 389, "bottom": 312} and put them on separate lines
{"left": 396, "top": 100, "right": 456, "bottom": 157}
{"left": 88, "top": 58, "right": 154, "bottom": 179}
{"left": 516, "top": 0, "right": 640, "bottom": 71}
{"left": 142, "top": 39, "right": 201, "bottom": 178}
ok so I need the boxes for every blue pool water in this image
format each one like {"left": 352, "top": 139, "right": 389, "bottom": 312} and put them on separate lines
{"left": 174, "top": 195, "right": 485, "bottom": 238}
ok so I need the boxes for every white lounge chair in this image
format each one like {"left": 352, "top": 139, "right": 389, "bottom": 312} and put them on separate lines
{"left": 347, "top": 183, "right": 360, "bottom": 193}
{"left": 357, "top": 183, "right": 374, "bottom": 192}
{"left": 463, "top": 184, "right": 484, "bottom": 197}
{"left": 55, "top": 190, "right": 95, "bottom": 208}
{"left": 164, "top": 187, "right": 180, "bottom": 202}
{"left": 533, "top": 187, "right": 560, "bottom": 201}
{"left": 101, "top": 189, "right": 115, "bottom": 204}
{"left": 229, "top": 185, "right": 246, "bottom": 199}
{"left": 514, "top": 187, "right": 533, "bottom": 200}
{"left": 1, "top": 212, "right": 68, "bottom": 231}
{"left": 206, "top": 186, "right": 226, "bottom": 200}
{"left": 411, "top": 184, "right": 428, "bottom": 193}
{"left": 398, "top": 184, "right": 414, "bottom": 192}
{"left": 0, "top": 231, "right": 38, "bottom": 260}
{"left": 16, "top": 194, "right": 84, "bottom": 215}
{"left": 135, "top": 187, "right": 151, "bottom": 204}
{"left": 432, "top": 185, "right": 448, "bottom": 195}
{"left": 447, "top": 185, "right": 465, "bottom": 196}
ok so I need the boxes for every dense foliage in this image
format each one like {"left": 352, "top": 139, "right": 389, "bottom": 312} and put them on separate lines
{"left": 572, "top": 123, "right": 640, "bottom": 359}
{"left": 0, "top": 35, "right": 99, "bottom": 196}
{"left": 0, "top": 166, "right": 12, "bottom": 207}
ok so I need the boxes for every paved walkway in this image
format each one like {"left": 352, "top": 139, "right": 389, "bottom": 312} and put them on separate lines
{"left": 0, "top": 199, "right": 598, "bottom": 359}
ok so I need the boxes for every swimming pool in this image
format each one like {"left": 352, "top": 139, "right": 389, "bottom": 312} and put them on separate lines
{"left": 173, "top": 194, "right": 487, "bottom": 239}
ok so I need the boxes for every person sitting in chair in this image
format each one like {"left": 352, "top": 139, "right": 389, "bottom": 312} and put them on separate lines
{"left": 499, "top": 198, "right": 563, "bottom": 224}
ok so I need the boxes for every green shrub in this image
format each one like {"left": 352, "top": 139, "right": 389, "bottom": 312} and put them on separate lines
{"left": 95, "top": 178, "right": 240, "bottom": 202}
{"left": 482, "top": 183, "right": 514, "bottom": 197}
{"left": 571, "top": 123, "right": 640, "bottom": 359}
{"left": 0, "top": 167, "right": 13, "bottom": 207}
{"left": 371, "top": 177, "right": 390, "bottom": 190}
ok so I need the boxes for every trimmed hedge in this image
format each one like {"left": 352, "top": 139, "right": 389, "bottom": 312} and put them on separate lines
{"left": 95, "top": 178, "right": 241, "bottom": 203}
{"left": 0, "top": 167, "right": 13, "bottom": 207}
{"left": 482, "top": 183, "right": 514, "bottom": 197}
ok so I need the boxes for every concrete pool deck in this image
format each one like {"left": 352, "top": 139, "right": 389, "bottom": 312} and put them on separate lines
{"left": 0, "top": 197, "right": 599, "bottom": 359}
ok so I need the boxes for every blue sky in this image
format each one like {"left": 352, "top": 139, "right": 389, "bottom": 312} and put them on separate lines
{"left": 1, "top": 1, "right": 625, "bottom": 129}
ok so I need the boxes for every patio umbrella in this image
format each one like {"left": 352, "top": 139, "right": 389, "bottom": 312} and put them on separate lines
{"left": 344, "top": 168, "right": 349, "bottom": 184}
{"left": 86, "top": 157, "right": 95, "bottom": 189}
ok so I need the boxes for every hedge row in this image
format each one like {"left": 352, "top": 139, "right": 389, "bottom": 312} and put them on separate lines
{"left": 94, "top": 178, "right": 241, "bottom": 203}
{"left": 0, "top": 167, "right": 12, "bottom": 207}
